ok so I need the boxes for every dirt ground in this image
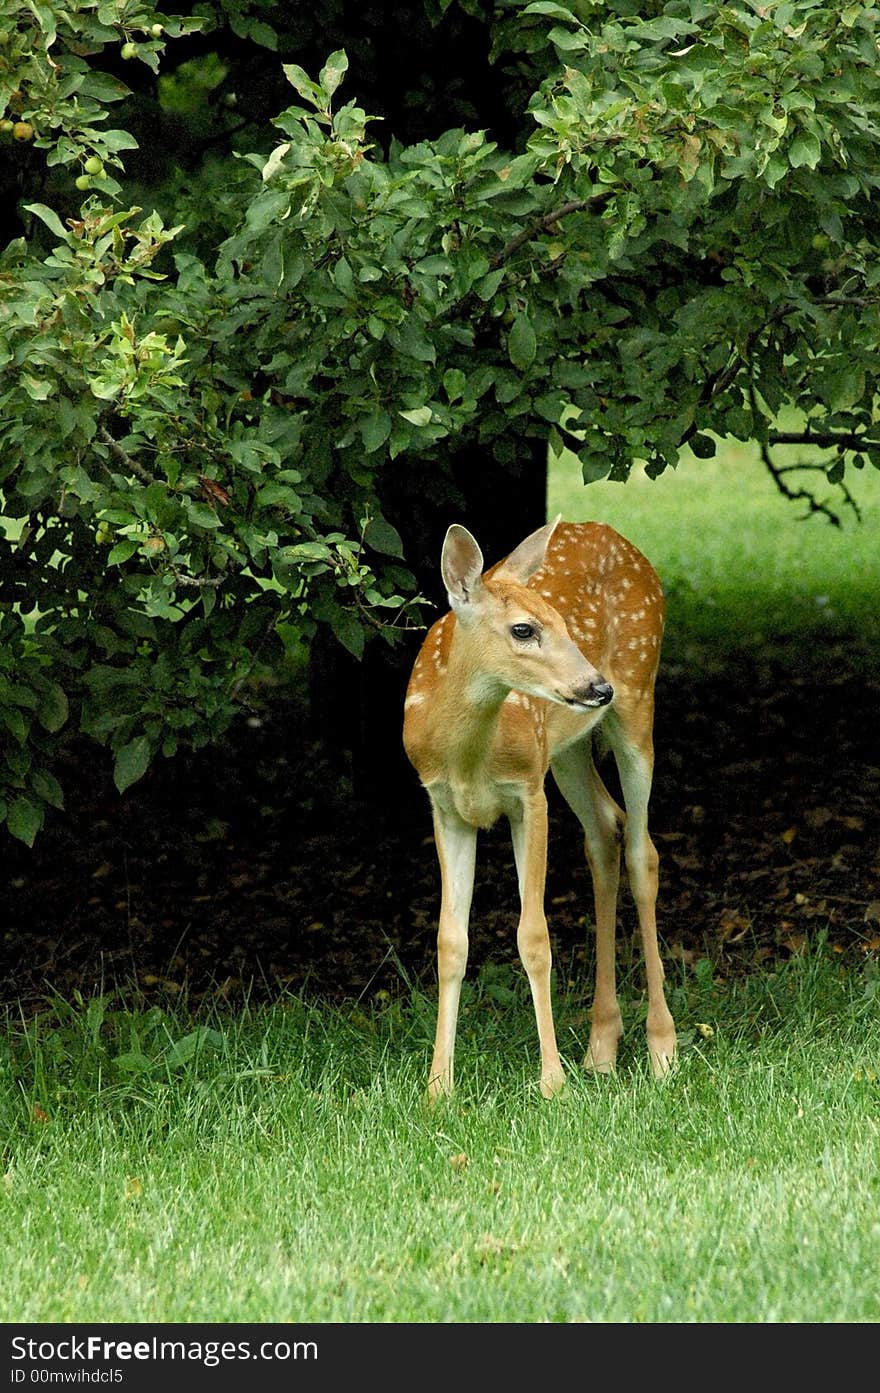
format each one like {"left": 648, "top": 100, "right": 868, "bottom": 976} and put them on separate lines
{"left": 2, "top": 633, "right": 879, "bottom": 1017}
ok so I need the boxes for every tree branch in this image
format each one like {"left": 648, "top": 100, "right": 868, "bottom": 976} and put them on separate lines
{"left": 747, "top": 379, "right": 865, "bottom": 526}
{"left": 814, "top": 293, "right": 880, "bottom": 310}
{"left": 493, "top": 195, "right": 609, "bottom": 270}
{"left": 759, "top": 441, "right": 844, "bottom": 526}
{"left": 768, "top": 429, "right": 880, "bottom": 454}
{"left": 167, "top": 563, "right": 224, "bottom": 589}
{"left": 431, "top": 193, "right": 610, "bottom": 327}
{"left": 772, "top": 460, "right": 862, "bottom": 523}
{"left": 97, "top": 427, "right": 160, "bottom": 485}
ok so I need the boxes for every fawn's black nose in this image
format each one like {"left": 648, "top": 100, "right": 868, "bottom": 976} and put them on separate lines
{"left": 567, "top": 680, "right": 614, "bottom": 710}
{"left": 589, "top": 681, "right": 614, "bottom": 707}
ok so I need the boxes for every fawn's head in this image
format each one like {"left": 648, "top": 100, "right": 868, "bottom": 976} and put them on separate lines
{"left": 441, "top": 518, "right": 613, "bottom": 712}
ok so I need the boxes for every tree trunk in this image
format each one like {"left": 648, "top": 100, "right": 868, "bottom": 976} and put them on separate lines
{"left": 308, "top": 443, "right": 548, "bottom": 803}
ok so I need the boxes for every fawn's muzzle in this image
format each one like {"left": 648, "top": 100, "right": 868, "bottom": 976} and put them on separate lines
{"left": 567, "top": 680, "right": 614, "bottom": 710}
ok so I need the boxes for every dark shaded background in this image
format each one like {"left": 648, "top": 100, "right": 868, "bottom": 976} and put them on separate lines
{"left": 3, "top": 629, "right": 878, "bottom": 1017}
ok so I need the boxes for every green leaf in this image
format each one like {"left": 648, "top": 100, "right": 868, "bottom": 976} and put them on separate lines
{"left": 113, "top": 736, "right": 152, "bottom": 794}
{"left": 475, "top": 268, "right": 505, "bottom": 301}
{"left": 547, "top": 25, "right": 588, "bottom": 51}
{"left": 112, "top": 1051, "right": 156, "bottom": 1074}
{"left": 31, "top": 2, "right": 57, "bottom": 42}
{"left": 822, "top": 365, "right": 865, "bottom": 412}
{"left": 164, "top": 1026, "right": 225, "bottom": 1067}
{"left": 788, "top": 131, "right": 821, "bottom": 170}
{"left": 21, "top": 375, "right": 53, "bottom": 402}
{"left": 23, "top": 203, "right": 68, "bottom": 239}
{"left": 5, "top": 744, "right": 30, "bottom": 779}
{"left": 826, "top": 457, "right": 845, "bottom": 485}
{"left": 389, "top": 320, "right": 436, "bottom": 363}
{"left": 284, "top": 541, "right": 332, "bottom": 562}
{"left": 255, "top": 482, "right": 302, "bottom": 508}
{"left": 101, "top": 130, "right": 139, "bottom": 153}
{"left": 330, "top": 608, "right": 365, "bottom": 660}
{"left": 443, "top": 369, "right": 468, "bottom": 402}
{"left": 107, "top": 539, "right": 140, "bottom": 565}
{"left": 246, "top": 19, "right": 278, "bottom": 49}
{"left": 85, "top": 666, "right": 141, "bottom": 692}
{"left": 415, "top": 255, "right": 453, "bottom": 276}
{"left": 689, "top": 433, "right": 717, "bottom": 459}
{"left": 579, "top": 450, "right": 612, "bottom": 483}
{"left": 36, "top": 681, "right": 69, "bottom": 733}
{"left": 523, "top": 2, "right": 579, "bottom": 16}
{"left": 508, "top": 314, "right": 537, "bottom": 371}
{"left": 2, "top": 707, "right": 27, "bottom": 744}
{"left": 364, "top": 517, "right": 404, "bottom": 557}
{"left": 320, "top": 50, "right": 348, "bottom": 98}
{"left": 399, "top": 406, "right": 433, "bottom": 426}
{"left": 333, "top": 257, "right": 354, "bottom": 294}
{"left": 244, "top": 189, "right": 290, "bottom": 233}
{"left": 31, "top": 769, "right": 64, "bottom": 810}
{"left": 361, "top": 410, "right": 392, "bottom": 453}
{"left": 80, "top": 73, "right": 131, "bottom": 103}
{"left": 282, "top": 63, "right": 324, "bottom": 107}
{"left": 7, "top": 796, "right": 42, "bottom": 847}
{"left": 186, "top": 502, "right": 221, "bottom": 530}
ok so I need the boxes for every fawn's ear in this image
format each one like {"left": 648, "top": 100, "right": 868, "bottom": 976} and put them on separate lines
{"left": 441, "top": 524, "right": 485, "bottom": 614}
{"left": 493, "top": 515, "right": 561, "bottom": 585}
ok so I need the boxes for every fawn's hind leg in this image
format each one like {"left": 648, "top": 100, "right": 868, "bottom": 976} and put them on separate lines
{"left": 551, "top": 739, "right": 624, "bottom": 1072}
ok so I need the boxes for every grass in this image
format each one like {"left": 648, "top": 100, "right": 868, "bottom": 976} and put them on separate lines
{"left": 2, "top": 945, "right": 879, "bottom": 1324}
{"left": 548, "top": 429, "right": 880, "bottom": 672}
{"left": 3, "top": 436, "right": 880, "bottom": 1326}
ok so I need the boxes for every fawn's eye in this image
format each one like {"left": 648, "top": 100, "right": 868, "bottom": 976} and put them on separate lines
{"left": 511, "top": 622, "right": 537, "bottom": 642}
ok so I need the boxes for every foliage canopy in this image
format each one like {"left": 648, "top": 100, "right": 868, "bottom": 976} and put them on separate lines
{"left": 1, "top": 0, "right": 879, "bottom": 844}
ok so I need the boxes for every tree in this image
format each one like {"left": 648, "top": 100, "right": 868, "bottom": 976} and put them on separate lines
{"left": 2, "top": 0, "right": 879, "bottom": 845}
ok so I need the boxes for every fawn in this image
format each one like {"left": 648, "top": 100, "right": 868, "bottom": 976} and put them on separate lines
{"left": 403, "top": 515, "right": 676, "bottom": 1098}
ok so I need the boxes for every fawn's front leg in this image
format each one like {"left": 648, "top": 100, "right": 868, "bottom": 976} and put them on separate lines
{"left": 427, "top": 804, "right": 477, "bottom": 1101}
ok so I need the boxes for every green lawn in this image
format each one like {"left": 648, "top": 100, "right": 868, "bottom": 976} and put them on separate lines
{"left": 548, "top": 433, "right": 880, "bottom": 669}
{"left": 2, "top": 949, "right": 879, "bottom": 1323}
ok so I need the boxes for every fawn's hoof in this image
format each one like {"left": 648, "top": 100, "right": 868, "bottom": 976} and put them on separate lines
{"left": 649, "top": 1041, "right": 677, "bottom": 1079}
{"left": 427, "top": 1073, "right": 454, "bottom": 1104}
{"left": 582, "top": 1038, "right": 619, "bottom": 1075}
{"left": 540, "top": 1065, "right": 566, "bottom": 1099}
